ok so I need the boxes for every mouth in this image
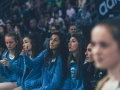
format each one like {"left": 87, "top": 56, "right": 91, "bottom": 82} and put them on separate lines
{"left": 86, "top": 57, "right": 89, "bottom": 59}
{"left": 8, "top": 47, "right": 11, "bottom": 48}
{"left": 50, "top": 45, "right": 53, "bottom": 47}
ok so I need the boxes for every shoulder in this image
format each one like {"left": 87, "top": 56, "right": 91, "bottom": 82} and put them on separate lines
{"left": 41, "top": 49, "right": 47, "bottom": 54}
{"left": 95, "top": 75, "right": 109, "bottom": 90}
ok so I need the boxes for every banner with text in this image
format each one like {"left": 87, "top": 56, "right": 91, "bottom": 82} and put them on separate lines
{"left": 95, "top": 0, "right": 120, "bottom": 20}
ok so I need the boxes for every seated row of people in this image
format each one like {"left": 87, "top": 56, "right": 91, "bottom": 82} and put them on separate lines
{"left": 0, "top": 21, "right": 112, "bottom": 90}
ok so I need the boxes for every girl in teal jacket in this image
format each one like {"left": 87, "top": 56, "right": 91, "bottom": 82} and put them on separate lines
{"left": 23, "top": 32, "right": 68, "bottom": 90}
{"left": 0, "top": 32, "right": 24, "bottom": 90}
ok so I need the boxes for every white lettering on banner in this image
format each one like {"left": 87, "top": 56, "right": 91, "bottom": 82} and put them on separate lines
{"left": 99, "top": 0, "right": 120, "bottom": 16}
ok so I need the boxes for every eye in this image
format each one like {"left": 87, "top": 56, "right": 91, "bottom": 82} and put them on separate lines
{"left": 100, "top": 42, "right": 108, "bottom": 48}
{"left": 91, "top": 42, "right": 95, "bottom": 47}
{"left": 72, "top": 40, "right": 75, "bottom": 42}
{"left": 9, "top": 41, "right": 13, "bottom": 44}
{"left": 6, "top": 42, "right": 8, "bottom": 44}
{"left": 88, "top": 49, "right": 91, "bottom": 52}
{"left": 50, "top": 38, "right": 53, "bottom": 41}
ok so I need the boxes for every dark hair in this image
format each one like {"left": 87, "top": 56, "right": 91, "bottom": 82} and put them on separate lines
{"left": 14, "top": 25, "right": 24, "bottom": 36}
{"left": 0, "top": 25, "right": 7, "bottom": 36}
{"left": 5, "top": 32, "right": 22, "bottom": 59}
{"left": 93, "top": 19, "right": 120, "bottom": 47}
{"left": 51, "top": 24, "right": 61, "bottom": 31}
{"left": 6, "top": 22, "right": 13, "bottom": 27}
{"left": 24, "top": 33, "right": 44, "bottom": 59}
{"left": 45, "top": 32, "right": 68, "bottom": 77}
{"left": 0, "top": 33, "right": 6, "bottom": 49}
{"left": 69, "top": 23, "right": 76, "bottom": 29}
{"left": 67, "top": 34, "right": 85, "bottom": 79}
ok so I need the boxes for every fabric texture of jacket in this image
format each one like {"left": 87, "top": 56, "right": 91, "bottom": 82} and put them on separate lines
{"left": 63, "top": 60, "right": 84, "bottom": 90}
{"left": 21, "top": 55, "right": 43, "bottom": 90}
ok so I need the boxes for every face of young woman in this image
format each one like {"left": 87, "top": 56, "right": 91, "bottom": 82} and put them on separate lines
{"left": 50, "top": 35, "right": 60, "bottom": 50}
{"left": 91, "top": 25, "right": 120, "bottom": 69}
{"left": 5, "top": 36, "right": 18, "bottom": 51}
{"left": 85, "top": 43, "right": 93, "bottom": 62}
{"left": 23, "top": 37, "right": 32, "bottom": 52}
{"left": 68, "top": 37, "right": 79, "bottom": 53}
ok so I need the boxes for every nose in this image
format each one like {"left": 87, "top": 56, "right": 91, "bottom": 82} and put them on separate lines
{"left": 85, "top": 51, "right": 88, "bottom": 56}
{"left": 92, "top": 45, "right": 101, "bottom": 56}
{"left": 22, "top": 44, "right": 24, "bottom": 47}
{"left": 68, "top": 42, "right": 71, "bottom": 47}
{"left": 50, "top": 40, "right": 54, "bottom": 44}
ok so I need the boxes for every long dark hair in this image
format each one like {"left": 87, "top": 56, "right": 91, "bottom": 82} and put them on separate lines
{"left": 67, "top": 34, "right": 86, "bottom": 79}
{"left": 0, "top": 25, "right": 7, "bottom": 36}
{"left": 5, "top": 32, "right": 22, "bottom": 59}
{"left": 24, "top": 33, "right": 44, "bottom": 59}
{"left": 45, "top": 32, "right": 68, "bottom": 77}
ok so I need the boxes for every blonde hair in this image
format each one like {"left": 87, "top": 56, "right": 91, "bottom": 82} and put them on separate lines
{"left": 95, "top": 75, "right": 109, "bottom": 90}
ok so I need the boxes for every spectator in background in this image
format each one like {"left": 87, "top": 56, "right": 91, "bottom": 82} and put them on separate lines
{"left": 0, "top": 25, "right": 7, "bottom": 36}
{"left": 12, "top": 14, "right": 20, "bottom": 26}
{"left": 55, "top": 0, "right": 63, "bottom": 8}
{"left": 54, "top": 12, "right": 64, "bottom": 25}
{"left": 29, "top": 19, "right": 44, "bottom": 36}
{"left": 12, "top": 6, "right": 19, "bottom": 17}
{"left": 66, "top": 3, "right": 76, "bottom": 19}
{"left": 81, "top": 7, "right": 92, "bottom": 26}
{"left": 45, "top": 12, "right": 54, "bottom": 26}
{"left": 29, "top": 3, "right": 36, "bottom": 19}
{"left": 10, "top": 0, "right": 19, "bottom": 10}
{"left": 38, "top": 13, "right": 46, "bottom": 28}
{"left": 35, "top": 3, "right": 44, "bottom": 18}
{"left": 26, "top": 0, "right": 33, "bottom": 9}
{"left": 6, "top": 22, "right": 14, "bottom": 33}
{"left": 19, "top": 13, "right": 27, "bottom": 26}
{"left": 78, "top": 0, "right": 86, "bottom": 11}
{"left": 45, "top": 4, "right": 52, "bottom": 14}
{"left": 66, "top": 24, "right": 77, "bottom": 42}
{"left": 14, "top": 25, "right": 25, "bottom": 39}
{"left": 3, "top": 13, "right": 10, "bottom": 24}
{"left": 70, "top": 0, "right": 78, "bottom": 12}
{"left": 52, "top": 4, "right": 62, "bottom": 17}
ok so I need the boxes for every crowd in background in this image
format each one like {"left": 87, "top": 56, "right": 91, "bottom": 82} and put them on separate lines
{"left": 0, "top": 0, "right": 120, "bottom": 90}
